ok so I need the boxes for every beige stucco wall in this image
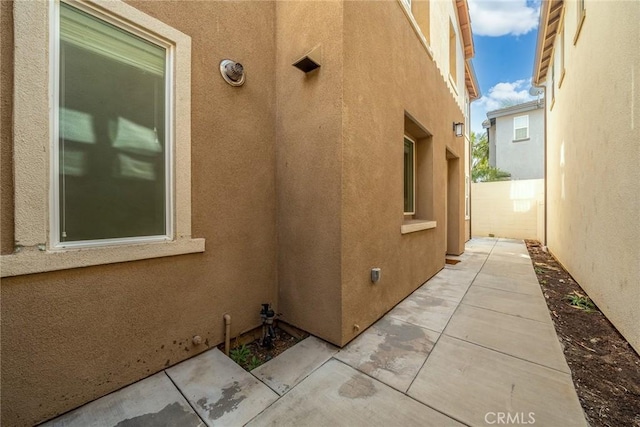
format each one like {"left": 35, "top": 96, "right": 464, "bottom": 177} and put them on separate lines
{"left": 1, "top": 2, "right": 278, "bottom": 425}
{"left": 339, "top": 0, "right": 465, "bottom": 344}
{"left": 1, "top": 0, "right": 472, "bottom": 424}
{"left": 472, "top": 179, "right": 544, "bottom": 241}
{"left": 277, "top": 0, "right": 466, "bottom": 347}
{"left": 275, "top": 0, "right": 344, "bottom": 345}
{"left": 544, "top": 1, "right": 640, "bottom": 353}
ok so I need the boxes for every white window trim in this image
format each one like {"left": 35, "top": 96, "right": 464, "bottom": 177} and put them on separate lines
{"left": 401, "top": 219, "right": 437, "bottom": 234}
{"left": 513, "top": 115, "right": 530, "bottom": 141}
{"left": 404, "top": 135, "right": 416, "bottom": 215}
{"left": 2, "top": 0, "right": 204, "bottom": 278}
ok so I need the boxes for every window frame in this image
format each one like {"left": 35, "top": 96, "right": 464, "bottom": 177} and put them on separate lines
{"left": 574, "top": 0, "right": 586, "bottom": 45}
{"left": 448, "top": 20, "right": 457, "bottom": 85}
{"left": 558, "top": 14, "right": 566, "bottom": 88}
{"left": 2, "top": 0, "right": 204, "bottom": 278}
{"left": 403, "top": 135, "right": 416, "bottom": 215}
{"left": 513, "top": 115, "right": 529, "bottom": 141}
{"left": 52, "top": 0, "right": 174, "bottom": 249}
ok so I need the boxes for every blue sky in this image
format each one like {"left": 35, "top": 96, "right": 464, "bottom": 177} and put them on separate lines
{"left": 468, "top": 0, "right": 542, "bottom": 135}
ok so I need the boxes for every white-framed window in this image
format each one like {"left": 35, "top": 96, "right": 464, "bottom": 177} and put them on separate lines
{"left": 513, "top": 115, "right": 529, "bottom": 140}
{"left": 56, "top": 1, "right": 171, "bottom": 248}
{"left": 2, "top": 0, "right": 204, "bottom": 277}
{"left": 403, "top": 136, "right": 416, "bottom": 215}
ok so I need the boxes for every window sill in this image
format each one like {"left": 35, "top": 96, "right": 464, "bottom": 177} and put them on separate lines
{"left": 512, "top": 138, "right": 530, "bottom": 143}
{"left": 401, "top": 219, "right": 437, "bottom": 234}
{"left": 1, "top": 237, "right": 205, "bottom": 277}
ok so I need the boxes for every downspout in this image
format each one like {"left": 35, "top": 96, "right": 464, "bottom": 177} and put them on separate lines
{"left": 223, "top": 314, "right": 231, "bottom": 356}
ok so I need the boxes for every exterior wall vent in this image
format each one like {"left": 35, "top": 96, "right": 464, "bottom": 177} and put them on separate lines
{"left": 292, "top": 45, "right": 322, "bottom": 73}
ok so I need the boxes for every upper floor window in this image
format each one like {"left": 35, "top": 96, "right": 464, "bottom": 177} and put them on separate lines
{"left": 513, "top": 115, "right": 529, "bottom": 140}
{"left": 56, "top": 2, "right": 170, "bottom": 247}
{"left": 449, "top": 20, "right": 457, "bottom": 84}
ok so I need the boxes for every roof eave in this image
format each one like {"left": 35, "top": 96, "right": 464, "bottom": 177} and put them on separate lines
{"left": 533, "top": 0, "right": 564, "bottom": 85}
{"left": 456, "top": 0, "right": 475, "bottom": 59}
{"left": 465, "top": 60, "right": 481, "bottom": 101}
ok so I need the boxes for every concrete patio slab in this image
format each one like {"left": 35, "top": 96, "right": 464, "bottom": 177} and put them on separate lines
{"left": 251, "top": 336, "right": 338, "bottom": 396}
{"left": 463, "top": 238, "right": 497, "bottom": 254}
{"left": 388, "top": 292, "right": 458, "bottom": 333}
{"left": 481, "top": 260, "right": 539, "bottom": 281}
{"left": 246, "top": 359, "right": 463, "bottom": 427}
{"left": 461, "top": 285, "right": 552, "bottom": 323}
{"left": 41, "top": 372, "right": 204, "bottom": 427}
{"left": 408, "top": 336, "right": 586, "bottom": 427}
{"left": 335, "top": 316, "right": 439, "bottom": 392}
{"left": 415, "top": 275, "right": 473, "bottom": 303}
{"left": 433, "top": 267, "right": 478, "bottom": 286}
{"left": 486, "top": 251, "right": 534, "bottom": 265}
{"left": 472, "top": 272, "right": 543, "bottom": 296}
{"left": 41, "top": 238, "right": 586, "bottom": 427}
{"left": 444, "top": 304, "right": 570, "bottom": 373}
{"left": 166, "top": 348, "right": 278, "bottom": 426}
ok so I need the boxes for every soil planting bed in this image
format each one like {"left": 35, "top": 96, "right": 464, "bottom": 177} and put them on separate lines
{"left": 526, "top": 240, "right": 640, "bottom": 427}
{"left": 218, "top": 325, "right": 309, "bottom": 372}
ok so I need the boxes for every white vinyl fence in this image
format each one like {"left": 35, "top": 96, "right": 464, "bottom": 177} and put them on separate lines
{"left": 472, "top": 179, "right": 544, "bottom": 241}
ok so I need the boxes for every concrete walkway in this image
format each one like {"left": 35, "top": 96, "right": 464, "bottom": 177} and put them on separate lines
{"left": 43, "top": 238, "right": 587, "bottom": 427}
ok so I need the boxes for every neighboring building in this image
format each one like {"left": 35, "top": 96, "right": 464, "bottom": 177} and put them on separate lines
{"left": 533, "top": 0, "right": 639, "bottom": 353}
{"left": 1, "top": 0, "right": 479, "bottom": 425}
{"left": 484, "top": 99, "right": 545, "bottom": 180}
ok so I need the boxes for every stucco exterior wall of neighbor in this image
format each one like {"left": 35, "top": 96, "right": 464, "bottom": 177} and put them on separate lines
{"left": 275, "top": 0, "right": 344, "bottom": 345}
{"left": 493, "top": 108, "right": 544, "bottom": 180}
{"left": 472, "top": 179, "right": 544, "bottom": 240}
{"left": 339, "top": 1, "right": 465, "bottom": 345}
{"left": 1, "top": 1, "right": 279, "bottom": 426}
{"left": 544, "top": 1, "right": 640, "bottom": 353}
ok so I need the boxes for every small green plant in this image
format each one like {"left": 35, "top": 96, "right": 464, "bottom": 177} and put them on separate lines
{"left": 229, "top": 344, "right": 250, "bottom": 365}
{"left": 247, "top": 356, "right": 262, "bottom": 371}
{"left": 534, "top": 267, "right": 546, "bottom": 274}
{"left": 565, "top": 291, "right": 595, "bottom": 311}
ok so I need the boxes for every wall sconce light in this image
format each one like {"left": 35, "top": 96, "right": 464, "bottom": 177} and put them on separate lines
{"left": 220, "top": 59, "right": 245, "bottom": 86}
{"left": 453, "top": 122, "right": 464, "bottom": 137}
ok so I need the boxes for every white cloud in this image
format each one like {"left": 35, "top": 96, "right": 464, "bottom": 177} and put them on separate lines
{"left": 468, "top": 0, "right": 540, "bottom": 37}
{"left": 471, "top": 79, "right": 540, "bottom": 134}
